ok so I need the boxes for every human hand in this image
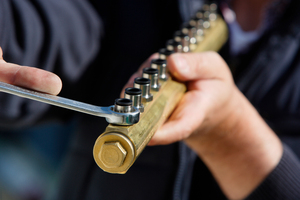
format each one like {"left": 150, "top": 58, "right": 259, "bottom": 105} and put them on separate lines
{"left": 121, "top": 51, "right": 242, "bottom": 146}
{"left": 0, "top": 47, "right": 62, "bottom": 95}
{"left": 145, "top": 52, "right": 282, "bottom": 199}
{"left": 149, "top": 52, "right": 239, "bottom": 145}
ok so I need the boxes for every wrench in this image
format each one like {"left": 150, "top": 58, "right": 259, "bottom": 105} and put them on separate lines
{"left": 0, "top": 81, "right": 140, "bottom": 125}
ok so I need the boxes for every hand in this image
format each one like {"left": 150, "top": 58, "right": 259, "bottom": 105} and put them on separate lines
{"left": 130, "top": 52, "right": 282, "bottom": 199}
{"left": 0, "top": 47, "right": 62, "bottom": 95}
{"left": 149, "top": 52, "right": 237, "bottom": 145}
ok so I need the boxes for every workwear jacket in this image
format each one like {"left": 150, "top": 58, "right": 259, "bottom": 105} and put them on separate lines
{"left": 1, "top": 0, "right": 300, "bottom": 199}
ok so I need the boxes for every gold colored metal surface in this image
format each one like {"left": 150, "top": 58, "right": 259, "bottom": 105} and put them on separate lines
{"left": 94, "top": 132, "right": 135, "bottom": 173}
{"left": 93, "top": 15, "right": 228, "bottom": 174}
{"left": 100, "top": 142, "right": 127, "bottom": 168}
{"left": 94, "top": 78, "right": 185, "bottom": 174}
{"left": 193, "top": 17, "right": 228, "bottom": 52}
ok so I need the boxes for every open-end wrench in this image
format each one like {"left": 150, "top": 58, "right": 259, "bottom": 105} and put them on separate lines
{"left": 0, "top": 81, "right": 140, "bottom": 125}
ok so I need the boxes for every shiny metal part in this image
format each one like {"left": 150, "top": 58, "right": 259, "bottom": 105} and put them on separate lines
{"left": 166, "top": 39, "right": 183, "bottom": 53}
{"left": 189, "top": 16, "right": 205, "bottom": 37}
{"left": 94, "top": 14, "right": 229, "bottom": 174}
{"left": 209, "top": 12, "right": 217, "bottom": 21}
{"left": 202, "top": 3, "right": 218, "bottom": 23}
{"left": 208, "top": 3, "right": 218, "bottom": 21}
{"left": 94, "top": 132, "right": 135, "bottom": 173}
{"left": 100, "top": 141, "right": 127, "bottom": 168}
{"left": 192, "top": 15, "right": 228, "bottom": 52}
{"left": 196, "top": 10, "right": 204, "bottom": 20}
{"left": 202, "top": 4, "right": 210, "bottom": 12}
{"left": 190, "top": 16, "right": 203, "bottom": 31}
{"left": 94, "top": 77, "right": 186, "bottom": 174}
{"left": 124, "top": 88, "right": 144, "bottom": 112}
{"left": 210, "top": 3, "right": 218, "bottom": 11}
{"left": 150, "top": 59, "right": 168, "bottom": 81}
{"left": 158, "top": 48, "right": 174, "bottom": 60}
{"left": 195, "top": 10, "right": 211, "bottom": 29}
{"left": 0, "top": 81, "right": 140, "bottom": 125}
{"left": 134, "top": 77, "right": 153, "bottom": 102}
{"left": 174, "top": 30, "right": 190, "bottom": 52}
{"left": 114, "top": 98, "right": 133, "bottom": 113}
{"left": 182, "top": 23, "right": 197, "bottom": 46}
{"left": 203, "top": 20, "right": 211, "bottom": 29}
{"left": 142, "top": 68, "right": 160, "bottom": 91}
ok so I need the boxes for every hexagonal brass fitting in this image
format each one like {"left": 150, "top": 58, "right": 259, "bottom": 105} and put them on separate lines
{"left": 100, "top": 142, "right": 127, "bottom": 168}
{"left": 93, "top": 132, "right": 135, "bottom": 174}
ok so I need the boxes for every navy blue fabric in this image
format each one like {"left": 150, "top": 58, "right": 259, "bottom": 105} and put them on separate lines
{"left": 226, "top": 0, "right": 300, "bottom": 137}
{"left": 51, "top": 1, "right": 184, "bottom": 199}
{"left": 246, "top": 145, "right": 300, "bottom": 200}
{"left": 0, "top": 0, "right": 100, "bottom": 127}
{"left": 2, "top": 0, "right": 300, "bottom": 199}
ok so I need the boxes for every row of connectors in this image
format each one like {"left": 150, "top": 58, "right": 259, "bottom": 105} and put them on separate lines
{"left": 112, "top": 3, "right": 218, "bottom": 115}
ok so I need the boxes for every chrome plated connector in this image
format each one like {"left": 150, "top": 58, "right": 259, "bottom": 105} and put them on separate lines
{"left": 134, "top": 77, "right": 153, "bottom": 102}
{"left": 114, "top": 98, "right": 133, "bottom": 113}
{"left": 174, "top": 30, "right": 190, "bottom": 52}
{"left": 150, "top": 59, "right": 168, "bottom": 81}
{"left": 158, "top": 48, "right": 174, "bottom": 60}
{"left": 182, "top": 23, "right": 198, "bottom": 46}
{"left": 166, "top": 39, "right": 183, "bottom": 53}
{"left": 142, "top": 68, "right": 160, "bottom": 91}
{"left": 124, "top": 88, "right": 144, "bottom": 112}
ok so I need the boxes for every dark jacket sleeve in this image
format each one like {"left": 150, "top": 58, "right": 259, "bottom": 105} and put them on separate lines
{"left": 246, "top": 144, "right": 300, "bottom": 200}
{"left": 0, "top": 0, "right": 101, "bottom": 127}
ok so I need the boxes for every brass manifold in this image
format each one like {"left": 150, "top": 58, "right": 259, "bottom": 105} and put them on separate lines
{"left": 93, "top": 10, "right": 228, "bottom": 174}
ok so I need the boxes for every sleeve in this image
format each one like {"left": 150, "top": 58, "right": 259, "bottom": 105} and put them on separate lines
{"left": 245, "top": 144, "right": 300, "bottom": 200}
{"left": 0, "top": 0, "right": 101, "bottom": 127}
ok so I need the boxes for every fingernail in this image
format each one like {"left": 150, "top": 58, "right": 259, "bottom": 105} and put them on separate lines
{"left": 172, "top": 54, "right": 190, "bottom": 76}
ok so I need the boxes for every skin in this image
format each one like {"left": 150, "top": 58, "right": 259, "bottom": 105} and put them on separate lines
{"left": 0, "top": 47, "right": 62, "bottom": 95}
{"left": 156, "top": 53, "right": 282, "bottom": 199}
{"left": 0, "top": 0, "right": 281, "bottom": 198}
{"left": 122, "top": 52, "right": 282, "bottom": 199}
{"left": 231, "top": 0, "right": 274, "bottom": 31}
{"left": 0, "top": 48, "right": 282, "bottom": 199}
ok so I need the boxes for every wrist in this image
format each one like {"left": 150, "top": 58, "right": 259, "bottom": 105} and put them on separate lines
{"left": 185, "top": 87, "right": 283, "bottom": 199}
{"left": 185, "top": 86, "right": 245, "bottom": 154}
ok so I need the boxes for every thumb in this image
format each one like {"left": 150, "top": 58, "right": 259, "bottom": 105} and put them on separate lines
{"left": 167, "top": 52, "right": 231, "bottom": 82}
{"left": 149, "top": 52, "right": 232, "bottom": 145}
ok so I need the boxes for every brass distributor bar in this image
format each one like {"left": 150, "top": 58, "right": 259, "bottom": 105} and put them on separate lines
{"left": 93, "top": 11, "right": 229, "bottom": 174}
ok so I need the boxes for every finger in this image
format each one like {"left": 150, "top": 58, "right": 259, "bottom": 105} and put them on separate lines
{"left": 0, "top": 62, "right": 62, "bottom": 95}
{"left": 149, "top": 52, "right": 233, "bottom": 145}
{"left": 0, "top": 47, "right": 3, "bottom": 60}
{"left": 149, "top": 90, "right": 209, "bottom": 145}
{"left": 167, "top": 52, "right": 232, "bottom": 82}
{"left": 120, "top": 53, "right": 159, "bottom": 97}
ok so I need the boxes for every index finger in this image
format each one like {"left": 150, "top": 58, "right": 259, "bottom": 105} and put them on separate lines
{"left": 0, "top": 49, "right": 62, "bottom": 95}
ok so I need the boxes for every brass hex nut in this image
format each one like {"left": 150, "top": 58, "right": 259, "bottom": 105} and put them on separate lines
{"left": 99, "top": 142, "right": 127, "bottom": 168}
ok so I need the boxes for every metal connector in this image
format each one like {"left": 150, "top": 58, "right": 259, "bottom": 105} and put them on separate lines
{"left": 158, "top": 48, "right": 174, "bottom": 60}
{"left": 142, "top": 68, "right": 160, "bottom": 91}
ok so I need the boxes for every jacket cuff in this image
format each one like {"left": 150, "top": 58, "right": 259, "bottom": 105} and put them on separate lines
{"left": 246, "top": 144, "right": 300, "bottom": 200}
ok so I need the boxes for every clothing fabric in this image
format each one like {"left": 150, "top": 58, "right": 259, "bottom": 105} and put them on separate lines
{"left": 221, "top": 0, "right": 300, "bottom": 198}
{"left": 246, "top": 145, "right": 300, "bottom": 200}
{"left": 0, "top": 0, "right": 101, "bottom": 127}
{"left": 1, "top": 0, "right": 300, "bottom": 199}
